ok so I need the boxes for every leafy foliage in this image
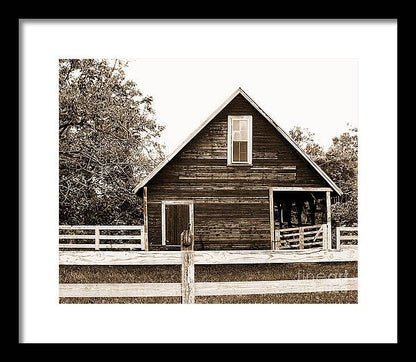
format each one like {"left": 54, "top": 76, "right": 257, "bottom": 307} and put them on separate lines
{"left": 59, "top": 59, "right": 165, "bottom": 225}
{"left": 289, "top": 125, "right": 358, "bottom": 227}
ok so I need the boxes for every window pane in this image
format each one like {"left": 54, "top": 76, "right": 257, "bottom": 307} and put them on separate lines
{"left": 233, "top": 141, "right": 240, "bottom": 162}
{"left": 240, "top": 130, "right": 248, "bottom": 141}
{"left": 240, "top": 141, "right": 248, "bottom": 162}
{"left": 233, "top": 120, "right": 240, "bottom": 131}
{"left": 240, "top": 152, "right": 247, "bottom": 162}
{"left": 233, "top": 130, "right": 240, "bottom": 140}
{"left": 240, "top": 141, "right": 247, "bottom": 153}
{"left": 240, "top": 120, "right": 247, "bottom": 130}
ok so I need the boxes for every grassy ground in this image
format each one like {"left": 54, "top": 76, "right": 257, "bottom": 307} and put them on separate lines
{"left": 60, "top": 262, "right": 357, "bottom": 304}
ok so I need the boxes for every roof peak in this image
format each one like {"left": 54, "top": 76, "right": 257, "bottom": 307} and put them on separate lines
{"left": 133, "top": 88, "right": 342, "bottom": 196}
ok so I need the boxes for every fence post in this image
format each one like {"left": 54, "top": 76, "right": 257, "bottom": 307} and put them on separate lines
{"left": 336, "top": 227, "right": 341, "bottom": 251}
{"left": 143, "top": 186, "right": 149, "bottom": 251}
{"left": 269, "top": 188, "right": 275, "bottom": 250}
{"left": 299, "top": 227, "right": 304, "bottom": 249}
{"left": 94, "top": 226, "right": 100, "bottom": 251}
{"left": 322, "top": 224, "right": 328, "bottom": 250}
{"left": 276, "top": 229, "right": 281, "bottom": 250}
{"left": 326, "top": 191, "right": 332, "bottom": 250}
{"left": 181, "top": 230, "right": 195, "bottom": 304}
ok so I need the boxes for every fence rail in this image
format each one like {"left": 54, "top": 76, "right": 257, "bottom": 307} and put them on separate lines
{"left": 60, "top": 247, "right": 358, "bottom": 265}
{"left": 59, "top": 225, "right": 145, "bottom": 251}
{"left": 59, "top": 224, "right": 358, "bottom": 303}
{"left": 60, "top": 278, "right": 358, "bottom": 298}
{"left": 275, "top": 224, "right": 326, "bottom": 250}
{"left": 335, "top": 226, "right": 358, "bottom": 250}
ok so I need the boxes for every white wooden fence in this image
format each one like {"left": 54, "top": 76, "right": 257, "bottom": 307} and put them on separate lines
{"left": 335, "top": 226, "right": 358, "bottom": 250}
{"left": 59, "top": 225, "right": 145, "bottom": 251}
{"left": 59, "top": 225, "right": 358, "bottom": 303}
{"left": 59, "top": 246, "right": 358, "bottom": 303}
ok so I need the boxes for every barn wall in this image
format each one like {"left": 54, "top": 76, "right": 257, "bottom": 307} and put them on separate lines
{"left": 146, "top": 94, "right": 328, "bottom": 250}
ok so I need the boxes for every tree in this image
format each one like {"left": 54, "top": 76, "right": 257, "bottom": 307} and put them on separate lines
{"left": 59, "top": 59, "right": 165, "bottom": 225}
{"left": 322, "top": 127, "right": 358, "bottom": 226}
{"left": 289, "top": 126, "right": 324, "bottom": 160}
{"left": 289, "top": 125, "right": 358, "bottom": 227}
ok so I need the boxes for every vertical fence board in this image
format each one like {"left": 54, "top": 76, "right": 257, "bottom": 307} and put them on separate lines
{"left": 336, "top": 227, "right": 341, "bottom": 250}
{"left": 299, "top": 227, "right": 304, "bottom": 249}
{"left": 94, "top": 226, "right": 100, "bottom": 251}
{"left": 322, "top": 224, "right": 328, "bottom": 250}
{"left": 181, "top": 229, "right": 195, "bottom": 304}
{"left": 269, "top": 188, "right": 275, "bottom": 250}
{"left": 275, "top": 229, "right": 281, "bottom": 250}
{"left": 143, "top": 187, "right": 149, "bottom": 251}
{"left": 326, "top": 191, "right": 332, "bottom": 250}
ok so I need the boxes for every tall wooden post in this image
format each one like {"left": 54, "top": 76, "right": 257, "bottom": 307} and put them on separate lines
{"left": 299, "top": 227, "right": 304, "bottom": 249}
{"left": 323, "top": 223, "right": 328, "bottom": 249}
{"left": 143, "top": 186, "right": 149, "bottom": 251}
{"left": 326, "top": 191, "right": 332, "bottom": 250}
{"left": 94, "top": 226, "right": 100, "bottom": 251}
{"left": 181, "top": 229, "right": 195, "bottom": 304}
{"left": 276, "top": 229, "right": 281, "bottom": 250}
{"left": 336, "top": 226, "right": 341, "bottom": 251}
{"left": 269, "top": 188, "right": 275, "bottom": 250}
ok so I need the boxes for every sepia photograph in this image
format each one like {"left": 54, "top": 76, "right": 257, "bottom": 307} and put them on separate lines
{"left": 20, "top": 20, "right": 397, "bottom": 343}
{"left": 58, "top": 58, "right": 358, "bottom": 304}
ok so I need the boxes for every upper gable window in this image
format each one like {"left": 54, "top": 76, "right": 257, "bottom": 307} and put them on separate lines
{"left": 227, "top": 115, "right": 252, "bottom": 165}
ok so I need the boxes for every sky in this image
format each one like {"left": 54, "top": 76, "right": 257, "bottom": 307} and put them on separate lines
{"left": 124, "top": 58, "right": 357, "bottom": 153}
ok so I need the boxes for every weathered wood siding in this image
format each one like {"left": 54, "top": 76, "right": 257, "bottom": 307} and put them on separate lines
{"left": 147, "top": 94, "right": 328, "bottom": 250}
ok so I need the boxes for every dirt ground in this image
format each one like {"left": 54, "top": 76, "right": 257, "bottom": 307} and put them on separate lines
{"left": 60, "top": 262, "right": 357, "bottom": 304}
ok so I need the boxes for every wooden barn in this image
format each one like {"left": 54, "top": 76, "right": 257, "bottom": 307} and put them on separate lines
{"left": 134, "top": 88, "right": 342, "bottom": 251}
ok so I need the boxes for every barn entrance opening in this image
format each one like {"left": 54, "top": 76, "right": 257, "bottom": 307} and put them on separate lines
{"left": 162, "top": 201, "right": 194, "bottom": 250}
{"left": 272, "top": 191, "right": 330, "bottom": 250}
{"left": 273, "top": 191, "right": 327, "bottom": 229}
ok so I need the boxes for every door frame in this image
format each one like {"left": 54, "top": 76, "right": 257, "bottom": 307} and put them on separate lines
{"left": 161, "top": 200, "right": 194, "bottom": 246}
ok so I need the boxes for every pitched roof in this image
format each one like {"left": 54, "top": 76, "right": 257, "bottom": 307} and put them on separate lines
{"left": 133, "top": 88, "right": 342, "bottom": 196}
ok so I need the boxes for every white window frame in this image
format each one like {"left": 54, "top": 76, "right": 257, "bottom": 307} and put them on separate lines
{"left": 227, "top": 115, "right": 252, "bottom": 165}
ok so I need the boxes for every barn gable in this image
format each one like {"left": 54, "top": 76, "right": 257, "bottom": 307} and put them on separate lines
{"left": 133, "top": 88, "right": 342, "bottom": 195}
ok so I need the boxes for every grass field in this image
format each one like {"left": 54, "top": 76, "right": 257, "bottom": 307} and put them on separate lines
{"left": 60, "top": 261, "right": 357, "bottom": 304}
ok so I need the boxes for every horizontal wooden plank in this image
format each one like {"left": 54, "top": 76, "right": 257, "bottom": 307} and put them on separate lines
{"left": 196, "top": 278, "right": 358, "bottom": 296}
{"left": 341, "top": 245, "right": 358, "bottom": 250}
{"left": 278, "top": 224, "right": 322, "bottom": 232}
{"left": 59, "top": 226, "right": 96, "bottom": 230}
{"left": 280, "top": 240, "right": 323, "bottom": 247}
{"left": 59, "top": 244, "right": 97, "bottom": 249}
{"left": 59, "top": 251, "right": 182, "bottom": 265}
{"left": 59, "top": 235, "right": 142, "bottom": 240}
{"left": 340, "top": 235, "right": 358, "bottom": 241}
{"left": 59, "top": 278, "right": 358, "bottom": 298}
{"left": 338, "top": 227, "right": 358, "bottom": 232}
{"left": 60, "top": 283, "right": 181, "bottom": 297}
{"left": 59, "top": 244, "right": 144, "bottom": 250}
{"left": 281, "top": 231, "right": 322, "bottom": 238}
{"left": 280, "top": 236, "right": 323, "bottom": 243}
{"left": 59, "top": 246, "right": 358, "bottom": 265}
{"left": 59, "top": 235, "right": 96, "bottom": 240}
{"left": 59, "top": 225, "right": 143, "bottom": 230}
{"left": 271, "top": 187, "right": 332, "bottom": 192}
{"left": 195, "top": 248, "right": 358, "bottom": 264}
{"left": 98, "top": 235, "right": 142, "bottom": 240}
